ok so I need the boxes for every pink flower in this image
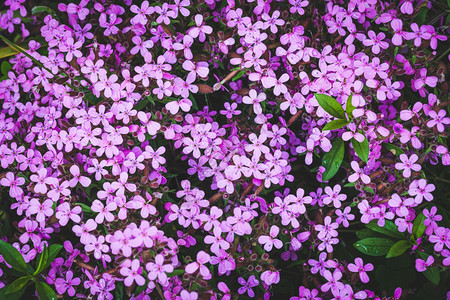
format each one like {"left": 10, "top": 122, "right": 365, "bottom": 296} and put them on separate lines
{"left": 120, "top": 259, "right": 146, "bottom": 287}
{"left": 204, "top": 226, "right": 230, "bottom": 254}
{"left": 69, "top": 165, "right": 92, "bottom": 188}
{"left": 91, "top": 200, "right": 117, "bottom": 223}
{"left": 363, "top": 31, "right": 389, "bottom": 54}
{"left": 348, "top": 161, "right": 370, "bottom": 184}
{"left": 410, "top": 23, "right": 431, "bottom": 47}
{"left": 429, "top": 227, "right": 450, "bottom": 252}
{"left": 348, "top": 257, "right": 374, "bottom": 283}
{"left": 27, "top": 198, "right": 54, "bottom": 223}
{"left": 258, "top": 225, "right": 283, "bottom": 251}
{"left": 415, "top": 255, "right": 434, "bottom": 272}
{"left": 185, "top": 250, "right": 211, "bottom": 279}
{"left": 0, "top": 172, "right": 25, "bottom": 197}
{"left": 395, "top": 154, "right": 421, "bottom": 178}
{"left": 30, "top": 168, "right": 58, "bottom": 194}
{"left": 56, "top": 203, "right": 81, "bottom": 226}
{"left": 146, "top": 254, "right": 174, "bottom": 285}
{"left": 388, "top": 194, "right": 415, "bottom": 217}
{"left": 427, "top": 110, "right": 450, "bottom": 132}
{"left": 323, "top": 184, "right": 347, "bottom": 208}
{"left": 321, "top": 269, "right": 344, "bottom": 294}
{"left": 260, "top": 270, "right": 280, "bottom": 285}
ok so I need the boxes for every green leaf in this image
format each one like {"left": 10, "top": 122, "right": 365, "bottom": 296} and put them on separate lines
{"left": 36, "top": 281, "right": 57, "bottom": 300}
{"left": 43, "top": 244, "right": 63, "bottom": 271}
{"left": 232, "top": 69, "right": 246, "bottom": 81}
{"left": 322, "top": 137, "right": 345, "bottom": 181}
{"left": 167, "top": 269, "right": 185, "bottom": 277}
{"left": 322, "top": 119, "right": 349, "bottom": 131}
{"left": 356, "top": 228, "right": 383, "bottom": 240}
{"left": 75, "top": 203, "right": 93, "bottom": 213}
{"left": 423, "top": 267, "right": 440, "bottom": 285}
{"left": 386, "top": 240, "right": 411, "bottom": 258}
{"left": 6, "top": 276, "right": 30, "bottom": 295}
{"left": 354, "top": 237, "right": 395, "bottom": 256}
{"left": 1, "top": 61, "right": 11, "bottom": 75}
{"left": 412, "top": 212, "right": 427, "bottom": 240}
{"left": 345, "top": 94, "right": 355, "bottom": 118}
{"left": 315, "top": 93, "right": 347, "bottom": 119}
{"left": 31, "top": 6, "right": 57, "bottom": 17}
{"left": 384, "top": 143, "right": 405, "bottom": 156}
{"left": 366, "top": 220, "right": 405, "bottom": 240}
{"left": 34, "top": 245, "right": 49, "bottom": 275}
{"left": 0, "top": 45, "right": 19, "bottom": 59}
{"left": 0, "top": 240, "right": 30, "bottom": 274}
{"left": 351, "top": 137, "right": 369, "bottom": 163}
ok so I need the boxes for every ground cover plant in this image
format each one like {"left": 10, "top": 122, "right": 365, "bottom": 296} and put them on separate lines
{"left": 0, "top": 0, "right": 449, "bottom": 299}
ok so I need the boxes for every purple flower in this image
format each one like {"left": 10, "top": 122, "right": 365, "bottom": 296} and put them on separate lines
{"left": 238, "top": 275, "right": 259, "bottom": 297}
{"left": 55, "top": 271, "right": 81, "bottom": 296}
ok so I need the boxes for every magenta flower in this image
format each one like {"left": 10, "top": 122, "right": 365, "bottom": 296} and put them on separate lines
{"left": 427, "top": 110, "right": 450, "bottom": 132}
{"left": 238, "top": 275, "right": 259, "bottom": 298}
{"left": 395, "top": 154, "right": 421, "bottom": 178}
{"left": 55, "top": 271, "right": 81, "bottom": 296}
{"left": 415, "top": 255, "right": 434, "bottom": 272}
{"left": 429, "top": 227, "right": 450, "bottom": 252}
{"left": 120, "top": 259, "right": 145, "bottom": 287}
{"left": 363, "top": 31, "right": 389, "bottom": 54}
{"left": 348, "top": 258, "right": 374, "bottom": 283}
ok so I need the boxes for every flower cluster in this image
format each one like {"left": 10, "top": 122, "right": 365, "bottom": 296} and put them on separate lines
{"left": 0, "top": 0, "right": 448, "bottom": 299}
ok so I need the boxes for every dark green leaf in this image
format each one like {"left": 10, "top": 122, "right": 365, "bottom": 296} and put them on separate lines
{"left": 1, "top": 61, "right": 11, "bottom": 75}
{"left": 315, "top": 93, "right": 347, "bottom": 119}
{"left": 423, "top": 267, "right": 440, "bottom": 285}
{"left": 351, "top": 137, "right": 369, "bottom": 163}
{"left": 386, "top": 240, "right": 411, "bottom": 258}
{"left": 43, "top": 244, "right": 63, "bottom": 271}
{"left": 356, "top": 228, "right": 384, "bottom": 240}
{"left": 345, "top": 94, "right": 355, "bottom": 118}
{"left": 354, "top": 237, "right": 395, "bottom": 256}
{"left": 6, "top": 276, "right": 30, "bottom": 295}
{"left": 34, "top": 245, "right": 49, "bottom": 275}
{"left": 0, "top": 240, "right": 30, "bottom": 274}
{"left": 322, "top": 119, "right": 349, "bottom": 131}
{"left": 36, "top": 281, "right": 57, "bottom": 300}
{"left": 366, "top": 220, "right": 405, "bottom": 240}
{"left": 115, "top": 282, "right": 124, "bottom": 299}
{"left": 322, "top": 137, "right": 345, "bottom": 181}
{"left": 167, "top": 269, "right": 185, "bottom": 277}
{"left": 412, "top": 212, "right": 427, "bottom": 240}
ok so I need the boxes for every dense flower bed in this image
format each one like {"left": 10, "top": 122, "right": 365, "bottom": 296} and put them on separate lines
{"left": 0, "top": 0, "right": 448, "bottom": 299}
